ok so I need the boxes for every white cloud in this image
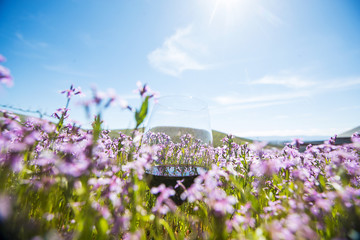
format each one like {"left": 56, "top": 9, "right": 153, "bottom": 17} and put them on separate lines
{"left": 43, "top": 64, "right": 96, "bottom": 78}
{"left": 249, "top": 73, "right": 360, "bottom": 90}
{"left": 273, "top": 115, "right": 290, "bottom": 120}
{"left": 323, "top": 77, "right": 360, "bottom": 89}
{"left": 212, "top": 74, "right": 360, "bottom": 115}
{"left": 235, "top": 128, "right": 338, "bottom": 137}
{"left": 147, "top": 25, "right": 208, "bottom": 77}
{"left": 210, "top": 90, "right": 312, "bottom": 115}
{"left": 15, "top": 32, "right": 48, "bottom": 48}
{"left": 213, "top": 91, "right": 311, "bottom": 105}
{"left": 209, "top": 100, "right": 289, "bottom": 115}
{"left": 250, "top": 75, "right": 315, "bottom": 88}
{"left": 337, "top": 105, "right": 360, "bottom": 111}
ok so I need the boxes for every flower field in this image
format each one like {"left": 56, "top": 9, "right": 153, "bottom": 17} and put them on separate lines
{"left": 1, "top": 59, "right": 360, "bottom": 239}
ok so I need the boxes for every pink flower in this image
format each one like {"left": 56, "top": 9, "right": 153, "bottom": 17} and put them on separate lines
{"left": 61, "top": 85, "right": 82, "bottom": 99}
{"left": 0, "top": 65, "right": 13, "bottom": 87}
{"left": 51, "top": 108, "right": 69, "bottom": 120}
{"left": 0, "top": 54, "right": 6, "bottom": 62}
{"left": 134, "top": 81, "right": 157, "bottom": 99}
{"left": 291, "top": 138, "right": 304, "bottom": 149}
{"left": 181, "top": 181, "right": 203, "bottom": 202}
{"left": 0, "top": 194, "right": 12, "bottom": 220}
{"left": 227, "top": 213, "right": 255, "bottom": 232}
{"left": 151, "top": 184, "right": 176, "bottom": 215}
{"left": 118, "top": 97, "right": 130, "bottom": 110}
{"left": 123, "top": 230, "right": 142, "bottom": 240}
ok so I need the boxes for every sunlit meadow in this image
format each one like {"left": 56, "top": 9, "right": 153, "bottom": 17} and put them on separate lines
{"left": 1, "top": 55, "right": 360, "bottom": 239}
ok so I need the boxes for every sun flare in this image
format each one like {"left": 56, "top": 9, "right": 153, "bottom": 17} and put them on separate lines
{"left": 209, "top": 0, "right": 249, "bottom": 25}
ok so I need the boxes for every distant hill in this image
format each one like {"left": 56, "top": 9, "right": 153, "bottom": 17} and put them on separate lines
{"left": 110, "top": 128, "right": 253, "bottom": 148}
{"left": 297, "top": 126, "right": 359, "bottom": 152}
{"left": 250, "top": 135, "right": 331, "bottom": 145}
{"left": 211, "top": 130, "right": 253, "bottom": 147}
{"left": 338, "top": 126, "right": 360, "bottom": 138}
{"left": 0, "top": 109, "right": 279, "bottom": 148}
{"left": 250, "top": 125, "right": 360, "bottom": 143}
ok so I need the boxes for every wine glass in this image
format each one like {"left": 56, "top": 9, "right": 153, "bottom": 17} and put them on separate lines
{"left": 144, "top": 95, "right": 212, "bottom": 145}
{"left": 143, "top": 95, "right": 212, "bottom": 205}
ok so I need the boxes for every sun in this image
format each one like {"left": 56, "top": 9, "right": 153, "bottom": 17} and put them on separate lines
{"left": 208, "top": 0, "right": 250, "bottom": 25}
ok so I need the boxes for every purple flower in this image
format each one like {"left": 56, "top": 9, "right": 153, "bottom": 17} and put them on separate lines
{"left": 291, "top": 138, "right": 304, "bottom": 149}
{"left": 8, "top": 154, "right": 24, "bottom": 172}
{"left": 51, "top": 108, "right": 69, "bottom": 120}
{"left": 226, "top": 213, "right": 255, "bottom": 232}
{"left": 24, "top": 130, "right": 41, "bottom": 145}
{"left": 0, "top": 54, "right": 6, "bottom": 62}
{"left": 174, "top": 179, "right": 185, "bottom": 190}
{"left": 285, "top": 213, "right": 315, "bottom": 238}
{"left": 221, "top": 134, "right": 234, "bottom": 144}
{"left": 112, "top": 215, "right": 130, "bottom": 236}
{"left": 91, "top": 86, "right": 106, "bottom": 105}
{"left": 91, "top": 201, "right": 111, "bottom": 220}
{"left": 61, "top": 85, "right": 82, "bottom": 99}
{"left": 205, "top": 187, "right": 237, "bottom": 216}
{"left": 122, "top": 145, "right": 156, "bottom": 180}
{"left": 267, "top": 213, "right": 317, "bottom": 240}
{"left": 315, "top": 198, "right": 332, "bottom": 212}
{"left": 181, "top": 181, "right": 203, "bottom": 202}
{"left": 118, "top": 97, "right": 131, "bottom": 110}
{"left": 55, "top": 150, "right": 91, "bottom": 177}
{"left": 325, "top": 135, "right": 337, "bottom": 145}
{"left": 351, "top": 133, "right": 360, "bottom": 149}
{"left": 103, "top": 88, "right": 119, "bottom": 108}
{"left": 135, "top": 81, "right": 149, "bottom": 98}
{"left": 207, "top": 164, "right": 228, "bottom": 181}
{"left": 151, "top": 184, "right": 176, "bottom": 215}
{"left": 0, "top": 194, "right": 12, "bottom": 220}
{"left": 249, "top": 141, "right": 268, "bottom": 157}
{"left": 306, "top": 144, "right": 313, "bottom": 151}
{"left": 123, "top": 230, "right": 142, "bottom": 240}
{"left": 351, "top": 132, "right": 360, "bottom": 142}
{"left": 134, "top": 81, "right": 158, "bottom": 100}
{"left": 267, "top": 220, "right": 293, "bottom": 240}
{"left": 225, "top": 162, "right": 240, "bottom": 177}
{"left": 0, "top": 65, "right": 13, "bottom": 87}
{"left": 264, "top": 200, "right": 285, "bottom": 216}
{"left": 336, "top": 186, "right": 360, "bottom": 208}
{"left": 34, "top": 151, "right": 58, "bottom": 166}
{"left": 1, "top": 110, "right": 20, "bottom": 122}
{"left": 250, "top": 157, "right": 281, "bottom": 177}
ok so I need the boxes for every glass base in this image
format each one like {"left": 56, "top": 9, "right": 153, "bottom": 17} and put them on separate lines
{"left": 145, "top": 164, "right": 207, "bottom": 205}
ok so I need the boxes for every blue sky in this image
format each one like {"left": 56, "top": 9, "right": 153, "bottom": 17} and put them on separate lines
{"left": 1, "top": 0, "right": 360, "bottom": 138}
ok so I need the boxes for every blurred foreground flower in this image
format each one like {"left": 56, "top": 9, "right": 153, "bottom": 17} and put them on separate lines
{"left": 151, "top": 184, "right": 176, "bottom": 215}
{"left": 0, "top": 194, "right": 12, "bottom": 220}
{"left": 0, "top": 54, "right": 13, "bottom": 87}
